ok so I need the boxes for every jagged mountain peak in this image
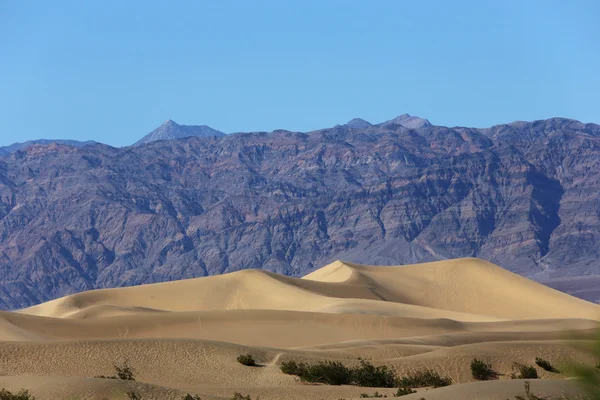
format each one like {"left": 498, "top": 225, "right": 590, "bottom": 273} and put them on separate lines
{"left": 345, "top": 118, "right": 372, "bottom": 129}
{"left": 135, "top": 120, "right": 225, "bottom": 146}
{"left": 382, "top": 114, "right": 432, "bottom": 129}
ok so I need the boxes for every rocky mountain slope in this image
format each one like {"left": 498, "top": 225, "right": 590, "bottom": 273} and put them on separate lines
{"left": 0, "top": 139, "right": 96, "bottom": 154}
{"left": 0, "top": 115, "right": 598, "bottom": 308}
{"left": 135, "top": 120, "right": 224, "bottom": 145}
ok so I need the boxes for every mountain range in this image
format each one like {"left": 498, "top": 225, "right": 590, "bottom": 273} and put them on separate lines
{"left": 0, "top": 114, "right": 598, "bottom": 309}
{"left": 0, "top": 139, "right": 96, "bottom": 155}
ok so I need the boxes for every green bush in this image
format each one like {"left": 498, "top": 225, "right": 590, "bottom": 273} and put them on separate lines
{"left": 237, "top": 354, "right": 258, "bottom": 367}
{"left": 398, "top": 369, "right": 452, "bottom": 388}
{"left": 280, "top": 359, "right": 401, "bottom": 387}
{"left": 182, "top": 395, "right": 202, "bottom": 400}
{"left": 279, "top": 358, "right": 452, "bottom": 389}
{"left": 511, "top": 363, "right": 539, "bottom": 379}
{"left": 280, "top": 360, "right": 304, "bottom": 375}
{"left": 395, "top": 386, "right": 416, "bottom": 396}
{"left": 95, "top": 361, "right": 136, "bottom": 381}
{"left": 470, "top": 358, "right": 493, "bottom": 380}
{"left": 300, "top": 361, "right": 353, "bottom": 385}
{"left": 126, "top": 391, "right": 142, "bottom": 400}
{"left": 230, "top": 393, "right": 258, "bottom": 400}
{"left": 0, "top": 389, "right": 35, "bottom": 400}
{"left": 359, "top": 391, "right": 386, "bottom": 398}
{"left": 534, "top": 357, "right": 556, "bottom": 372}
{"left": 352, "top": 360, "right": 398, "bottom": 388}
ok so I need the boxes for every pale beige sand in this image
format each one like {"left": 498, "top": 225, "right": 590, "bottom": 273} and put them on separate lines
{"left": 0, "top": 258, "right": 597, "bottom": 399}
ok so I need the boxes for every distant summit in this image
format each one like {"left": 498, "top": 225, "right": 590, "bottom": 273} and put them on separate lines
{"left": 381, "top": 114, "right": 432, "bottom": 129}
{"left": 345, "top": 118, "right": 372, "bottom": 129}
{"left": 135, "top": 120, "right": 225, "bottom": 146}
{"left": 0, "top": 139, "right": 96, "bottom": 155}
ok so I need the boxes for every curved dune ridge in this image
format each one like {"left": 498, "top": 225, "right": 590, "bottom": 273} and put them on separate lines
{"left": 1, "top": 258, "right": 598, "bottom": 400}
{"left": 20, "top": 258, "right": 600, "bottom": 321}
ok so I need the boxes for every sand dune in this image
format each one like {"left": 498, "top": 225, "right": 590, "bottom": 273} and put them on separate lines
{"left": 21, "top": 258, "right": 600, "bottom": 321}
{"left": 1, "top": 258, "right": 598, "bottom": 399}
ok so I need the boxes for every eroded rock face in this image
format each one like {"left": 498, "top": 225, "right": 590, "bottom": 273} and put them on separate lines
{"left": 0, "top": 117, "right": 599, "bottom": 308}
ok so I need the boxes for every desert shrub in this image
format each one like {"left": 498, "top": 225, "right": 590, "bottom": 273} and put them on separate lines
{"left": 280, "top": 359, "right": 400, "bottom": 387}
{"left": 230, "top": 393, "right": 258, "bottom": 400}
{"left": 398, "top": 369, "right": 452, "bottom": 388}
{"left": 280, "top": 360, "right": 304, "bottom": 375}
{"left": 280, "top": 360, "right": 351, "bottom": 385}
{"left": 351, "top": 360, "right": 398, "bottom": 388}
{"left": 513, "top": 381, "right": 545, "bottom": 400}
{"left": 0, "top": 389, "right": 35, "bottom": 400}
{"left": 301, "top": 361, "right": 353, "bottom": 385}
{"left": 511, "top": 363, "right": 539, "bottom": 379}
{"left": 534, "top": 357, "right": 556, "bottom": 372}
{"left": 359, "top": 391, "right": 386, "bottom": 398}
{"left": 470, "top": 358, "right": 493, "bottom": 380}
{"left": 95, "top": 360, "right": 136, "bottom": 381}
{"left": 182, "top": 395, "right": 202, "bottom": 400}
{"left": 237, "top": 354, "right": 257, "bottom": 367}
{"left": 126, "top": 391, "right": 142, "bottom": 400}
{"left": 395, "top": 386, "right": 416, "bottom": 396}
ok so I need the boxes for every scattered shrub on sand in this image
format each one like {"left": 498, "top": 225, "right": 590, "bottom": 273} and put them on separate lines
{"left": 511, "top": 363, "right": 539, "bottom": 379}
{"left": 0, "top": 389, "right": 35, "bottom": 400}
{"left": 279, "top": 360, "right": 351, "bottom": 385}
{"left": 238, "top": 354, "right": 257, "bottom": 367}
{"left": 230, "top": 393, "right": 258, "bottom": 400}
{"left": 513, "top": 381, "right": 545, "bottom": 400}
{"left": 398, "top": 369, "right": 452, "bottom": 388}
{"left": 395, "top": 386, "right": 416, "bottom": 396}
{"left": 237, "top": 354, "right": 258, "bottom": 367}
{"left": 303, "top": 361, "right": 353, "bottom": 385}
{"left": 280, "top": 359, "right": 399, "bottom": 387}
{"left": 126, "top": 391, "right": 142, "bottom": 400}
{"left": 280, "top": 360, "right": 304, "bottom": 375}
{"left": 359, "top": 391, "right": 386, "bottom": 398}
{"left": 95, "top": 360, "right": 136, "bottom": 381}
{"left": 182, "top": 395, "right": 202, "bottom": 400}
{"left": 470, "top": 358, "right": 493, "bottom": 380}
{"left": 280, "top": 359, "right": 451, "bottom": 389}
{"left": 534, "top": 357, "right": 557, "bottom": 373}
{"left": 352, "top": 360, "right": 398, "bottom": 388}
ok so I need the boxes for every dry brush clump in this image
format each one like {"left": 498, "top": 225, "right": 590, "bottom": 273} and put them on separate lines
{"left": 280, "top": 359, "right": 451, "bottom": 389}
{"left": 470, "top": 358, "right": 494, "bottom": 380}
{"left": 95, "top": 360, "right": 136, "bottom": 381}
{"left": 0, "top": 389, "right": 35, "bottom": 400}
{"left": 510, "top": 363, "right": 539, "bottom": 380}
{"left": 237, "top": 354, "right": 258, "bottom": 367}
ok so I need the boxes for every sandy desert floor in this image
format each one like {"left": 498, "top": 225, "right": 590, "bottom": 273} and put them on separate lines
{"left": 0, "top": 258, "right": 597, "bottom": 400}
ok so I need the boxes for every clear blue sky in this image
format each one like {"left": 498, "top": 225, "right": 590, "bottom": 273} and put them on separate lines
{"left": 1, "top": 0, "right": 599, "bottom": 147}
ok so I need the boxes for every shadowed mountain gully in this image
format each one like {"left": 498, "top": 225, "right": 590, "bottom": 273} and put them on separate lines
{"left": 0, "top": 116, "right": 598, "bottom": 308}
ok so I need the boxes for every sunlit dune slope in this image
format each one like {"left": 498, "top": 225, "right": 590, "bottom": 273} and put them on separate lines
{"left": 21, "top": 258, "right": 600, "bottom": 321}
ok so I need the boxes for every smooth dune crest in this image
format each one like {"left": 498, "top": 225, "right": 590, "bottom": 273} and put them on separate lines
{"left": 20, "top": 258, "right": 600, "bottom": 321}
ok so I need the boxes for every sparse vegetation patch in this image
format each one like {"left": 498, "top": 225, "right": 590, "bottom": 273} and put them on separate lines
{"left": 513, "top": 381, "right": 545, "bottom": 400}
{"left": 0, "top": 389, "right": 35, "bottom": 400}
{"left": 534, "top": 357, "right": 557, "bottom": 373}
{"left": 279, "top": 358, "right": 451, "bottom": 389}
{"left": 470, "top": 358, "right": 493, "bottom": 380}
{"left": 511, "top": 363, "right": 539, "bottom": 379}
{"left": 95, "top": 360, "right": 136, "bottom": 381}
{"left": 237, "top": 354, "right": 258, "bottom": 367}
{"left": 394, "top": 386, "right": 417, "bottom": 396}
{"left": 397, "top": 369, "right": 452, "bottom": 388}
